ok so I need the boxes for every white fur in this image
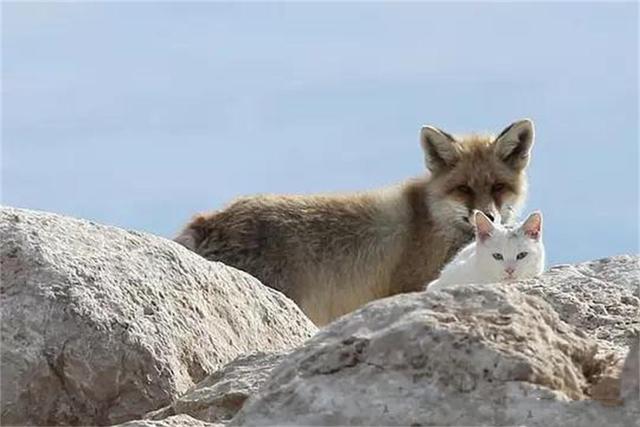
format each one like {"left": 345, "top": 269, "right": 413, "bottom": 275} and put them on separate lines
{"left": 426, "top": 211, "right": 545, "bottom": 292}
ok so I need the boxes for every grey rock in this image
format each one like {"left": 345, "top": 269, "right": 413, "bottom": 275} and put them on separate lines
{"left": 231, "top": 283, "right": 638, "bottom": 426}
{"left": 0, "top": 207, "right": 316, "bottom": 426}
{"left": 114, "top": 414, "right": 221, "bottom": 427}
{"left": 517, "top": 255, "right": 639, "bottom": 354}
{"left": 620, "top": 335, "right": 640, "bottom": 403}
{"left": 145, "top": 352, "right": 286, "bottom": 424}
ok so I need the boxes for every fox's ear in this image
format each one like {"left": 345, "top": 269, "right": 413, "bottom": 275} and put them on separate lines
{"left": 420, "top": 126, "right": 459, "bottom": 172}
{"left": 494, "top": 119, "right": 535, "bottom": 171}
{"left": 520, "top": 211, "right": 542, "bottom": 240}
{"left": 474, "top": 210, "right": 495, "bottom": 243}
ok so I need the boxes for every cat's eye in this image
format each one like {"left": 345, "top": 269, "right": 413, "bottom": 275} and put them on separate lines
{"left": 516, "top": 252, "right": 528, "bottom": 260}
{"left": 492, "top": 253, "right": 503, "bottom": 261}
{"left": 456, "top": 185, "right": 473, "bottom": 195}
{"left": 492, "top": 183, "right": 506, "bottom": 193}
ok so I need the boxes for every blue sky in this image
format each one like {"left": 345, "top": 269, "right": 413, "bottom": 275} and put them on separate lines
{"left": 2, "top": 2, "right": 638, "bottom": 266}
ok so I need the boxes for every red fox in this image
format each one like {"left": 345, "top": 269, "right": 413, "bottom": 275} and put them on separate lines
{"left": 175, "top": 119, "right": 535, "bottom": 325}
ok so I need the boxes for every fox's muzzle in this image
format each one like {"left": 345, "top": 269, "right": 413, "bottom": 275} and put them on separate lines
{"left": 471, "top": 204, "right": 501, "bottom": 224}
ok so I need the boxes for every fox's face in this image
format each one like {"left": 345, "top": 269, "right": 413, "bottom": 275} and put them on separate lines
{"left": 420, "top": 119, "right": 534, "bottom": 231}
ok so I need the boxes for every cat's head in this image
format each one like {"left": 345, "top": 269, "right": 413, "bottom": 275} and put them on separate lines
{"left": 473, "top": 210, "right": 545, "bottom": 281}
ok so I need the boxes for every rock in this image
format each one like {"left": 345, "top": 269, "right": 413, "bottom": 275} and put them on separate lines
{"left": 589, "top": 354, "right": 625, "bottom": 406}
{"left": 231, "top": 283, "right": 638, "bottom": 426}
{"left": 620, "top": 335, "right": 639, "bottom": 403}
{"left": 114, "top": 414, "right": 221, "bottom": 427}
{"left": 0, "top": 207, "right": 317, "bottom": 426}
{"left": 517, "top": 255, "right": 639, "bottom": 354}
{"left": 145, "top": 352, "right": 286, "bottom": 424}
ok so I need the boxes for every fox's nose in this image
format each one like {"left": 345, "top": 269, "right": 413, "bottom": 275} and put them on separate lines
{"left": 505, "top": 267, "right": 515, "bottom": 275}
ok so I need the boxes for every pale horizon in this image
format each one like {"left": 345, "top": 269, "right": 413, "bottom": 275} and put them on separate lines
{"left": 3, "top": 2, "right": 638, "bottom": 266}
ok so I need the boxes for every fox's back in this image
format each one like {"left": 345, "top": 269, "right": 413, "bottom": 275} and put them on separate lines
{"left": 177, "top": 190, "right": 413, "bottom": 323}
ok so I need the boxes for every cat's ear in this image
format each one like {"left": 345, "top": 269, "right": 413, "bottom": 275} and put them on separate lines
{"left": 420, "top": 126, "right": 460, "bottom": 172}
{"left": 494, "top": 119, "right": 534, "bottom": 171}
{"left": 520, "top": 211, "right": 542, "bottom": 240}
{"left": 474, "top": 210, "right": 495, "bottom": 243}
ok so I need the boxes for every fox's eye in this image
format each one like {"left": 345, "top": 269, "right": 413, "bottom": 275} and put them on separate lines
{"left": 492, "top": 183, "right": 506, "bottom": 193}
{"left": 516, "top": 251, "right": 528, "bottom": 260}
{"left": 456, "top": 185, "right": 473, "bottom": 195}
{"left": 492, "top": 253, "right": 503, "bottom": 261}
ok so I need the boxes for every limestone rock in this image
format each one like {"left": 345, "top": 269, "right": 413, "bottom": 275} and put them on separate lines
{"left": 231, "top": 283, "right": 638, "bottom": 426}
{"left": 518, "top": 255, "right": 639, "bottom": 354}
{"left": 114, "top": 414, "right": 221, "bottom": 427}
{"left": 620, "top": 335, "right": 640, "bottom": 403}
{"left": 589, "top": 354, "right": 625, "bottom": 406}
{"left": 0, "top": 207, "right": 316, "bottom": 426}
{"left": 145, "top": 352, "right": 286, "bottom": 424}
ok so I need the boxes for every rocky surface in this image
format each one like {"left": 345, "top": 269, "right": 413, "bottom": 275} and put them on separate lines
{"left": 145, "top": 352, "right": 286, "bottom": 424}
{"left": 620, "top": 336, "right": 640, "bottom": 403}
{"left": 115, "top": 414, "right": 222, "bottom": 427}
{"left": 0, "top": 207, "right": 316, "bottom": 426}
{"left": 517, "top": 255, "right": 639, "bottom": 354}
{"left": 231, "top": 282, "right": 639, "bottom": 426}
{"left": 2, "top": 206, "right": 638, "bottom": 427}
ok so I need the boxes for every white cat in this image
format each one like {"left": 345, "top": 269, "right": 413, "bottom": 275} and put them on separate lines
{"left": 426, "top": 210, "right": 545, "bottom": 292}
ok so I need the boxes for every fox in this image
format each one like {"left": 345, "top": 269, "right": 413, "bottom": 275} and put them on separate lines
{"left": 174, "top": 119, "right": 535, "bottom": 325}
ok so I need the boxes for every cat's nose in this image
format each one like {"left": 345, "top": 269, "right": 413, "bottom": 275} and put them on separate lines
{"left": 484, "top": 212, "right": 495, "bottom": 222}
{"left": 505, "top": 267, "right": 515, "bottom": 275}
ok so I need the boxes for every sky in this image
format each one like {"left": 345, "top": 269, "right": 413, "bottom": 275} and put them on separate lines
{"left": 2, "top": 2, "right": 638, "bottom": 266}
